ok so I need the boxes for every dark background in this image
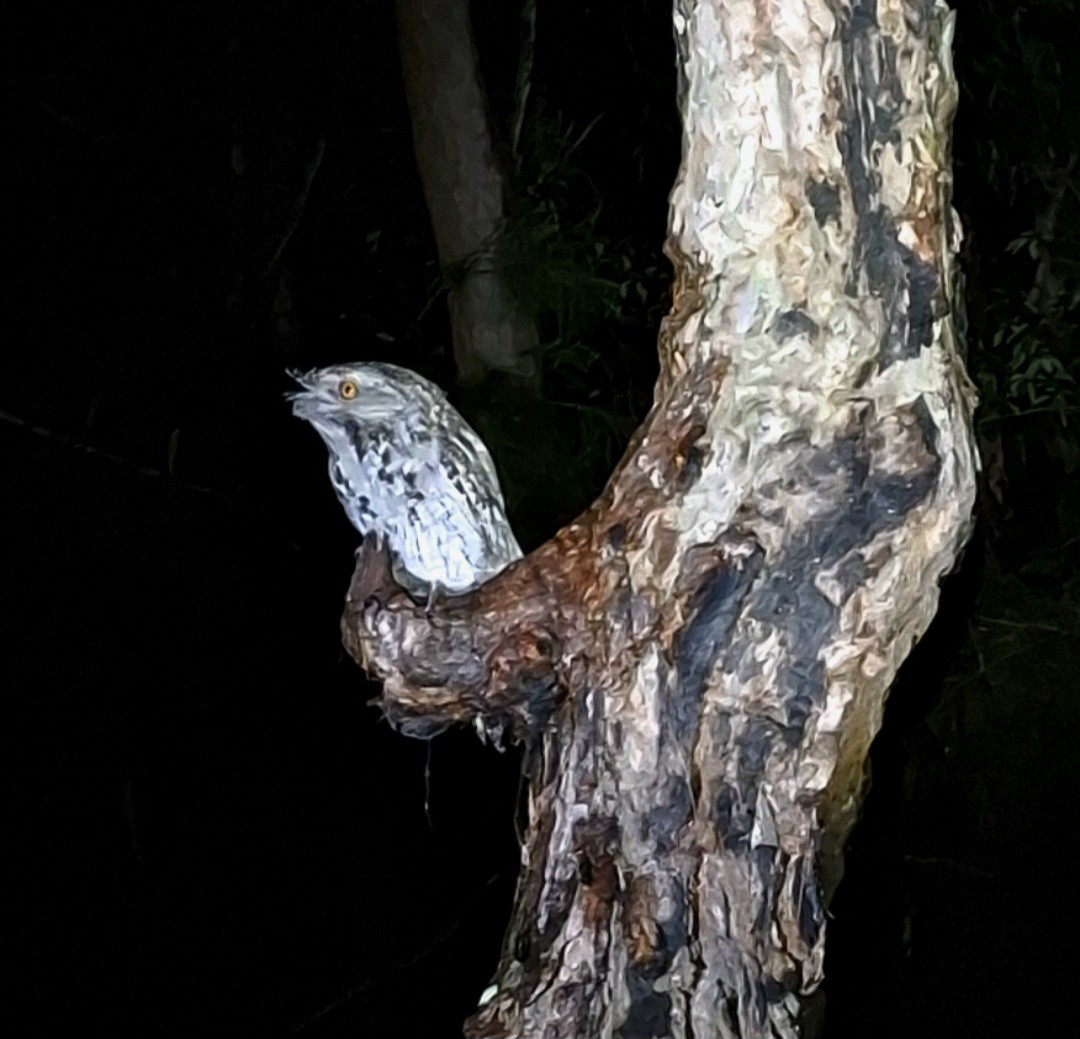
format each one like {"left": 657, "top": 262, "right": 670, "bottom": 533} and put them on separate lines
{"left": 5, "top": 2, "right": 1078, "bottom": 1037}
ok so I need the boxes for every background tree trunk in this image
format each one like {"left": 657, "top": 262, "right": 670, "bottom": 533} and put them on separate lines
{"left": 345, "top": 1, "right": 977, "bottom": 1036}
{"left": 395, "top": 0, "right": 540, "bottom": 388}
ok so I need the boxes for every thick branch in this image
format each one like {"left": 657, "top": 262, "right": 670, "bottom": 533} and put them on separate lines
{"left": 341, "top": 527, "right": 588, "bottom": 739}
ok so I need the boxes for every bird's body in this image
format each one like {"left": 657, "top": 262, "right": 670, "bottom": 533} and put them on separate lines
{"left": 289, "top": 362, "right": 522, "bottom": 594}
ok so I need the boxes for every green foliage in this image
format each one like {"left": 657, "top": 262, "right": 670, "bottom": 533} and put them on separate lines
{"left": 961, "top": 1, "right": 1080, "bottom": 428}
{"left": 930, "top": 10, "right": 1080, "bottom": 866}
{"left": 973, "top": 195, "right": 1080, "bottom": 427}
{"left": 987, "top": 289, "right": 1077, "bottom": 412}
{"left": 499, "top": 100, "right": 666, "bottom": 457}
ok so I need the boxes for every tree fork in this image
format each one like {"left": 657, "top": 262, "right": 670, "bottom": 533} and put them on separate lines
{"left": 342, "top": 1, "right": 977, "bottom": 1036}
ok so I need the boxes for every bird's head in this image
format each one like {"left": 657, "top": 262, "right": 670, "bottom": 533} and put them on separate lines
{"left": 287, "top": 362, "right": 439, "bottom": 430}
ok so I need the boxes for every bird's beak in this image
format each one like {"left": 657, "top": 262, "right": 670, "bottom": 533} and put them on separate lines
{"left": 285, "top": 368, "right": 316, "bottom": 391}
{"left": 285, "top": 368, "right": 318, "bottom": 397}
{"left": 284, "top": 369, "right": 323, "bottom": 418}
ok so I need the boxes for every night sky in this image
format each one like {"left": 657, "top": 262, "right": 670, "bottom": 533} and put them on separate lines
{"left": 5, "top": 3, "right": 1077, "bottom": 1038}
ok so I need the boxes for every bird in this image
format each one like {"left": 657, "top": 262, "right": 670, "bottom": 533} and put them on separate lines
{"left": 288, "top": 361, "right": 522, "bottom": 596}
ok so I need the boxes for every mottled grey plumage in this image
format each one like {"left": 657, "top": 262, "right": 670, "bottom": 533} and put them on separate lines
{"left": 288, "top": 362, "right": 522, "bottom": 594}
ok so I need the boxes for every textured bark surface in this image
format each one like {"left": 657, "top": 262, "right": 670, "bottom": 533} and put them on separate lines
{"left": 395, "top": 0, "right": 539, "bottom": 387}
{"left": 346, "top": 1, "right": 977, "bottom": 1036}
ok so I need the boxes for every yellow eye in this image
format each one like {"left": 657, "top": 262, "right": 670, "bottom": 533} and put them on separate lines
{"left": 338, "top": 379, "right": 359, "bottom": 400}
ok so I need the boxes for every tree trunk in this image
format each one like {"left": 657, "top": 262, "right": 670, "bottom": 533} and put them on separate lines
{"left": 395, "top": 0, "right": 540, "bottom": 388}
{"left": 345, "top": 1, "right": 977, "bottom": 1036}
